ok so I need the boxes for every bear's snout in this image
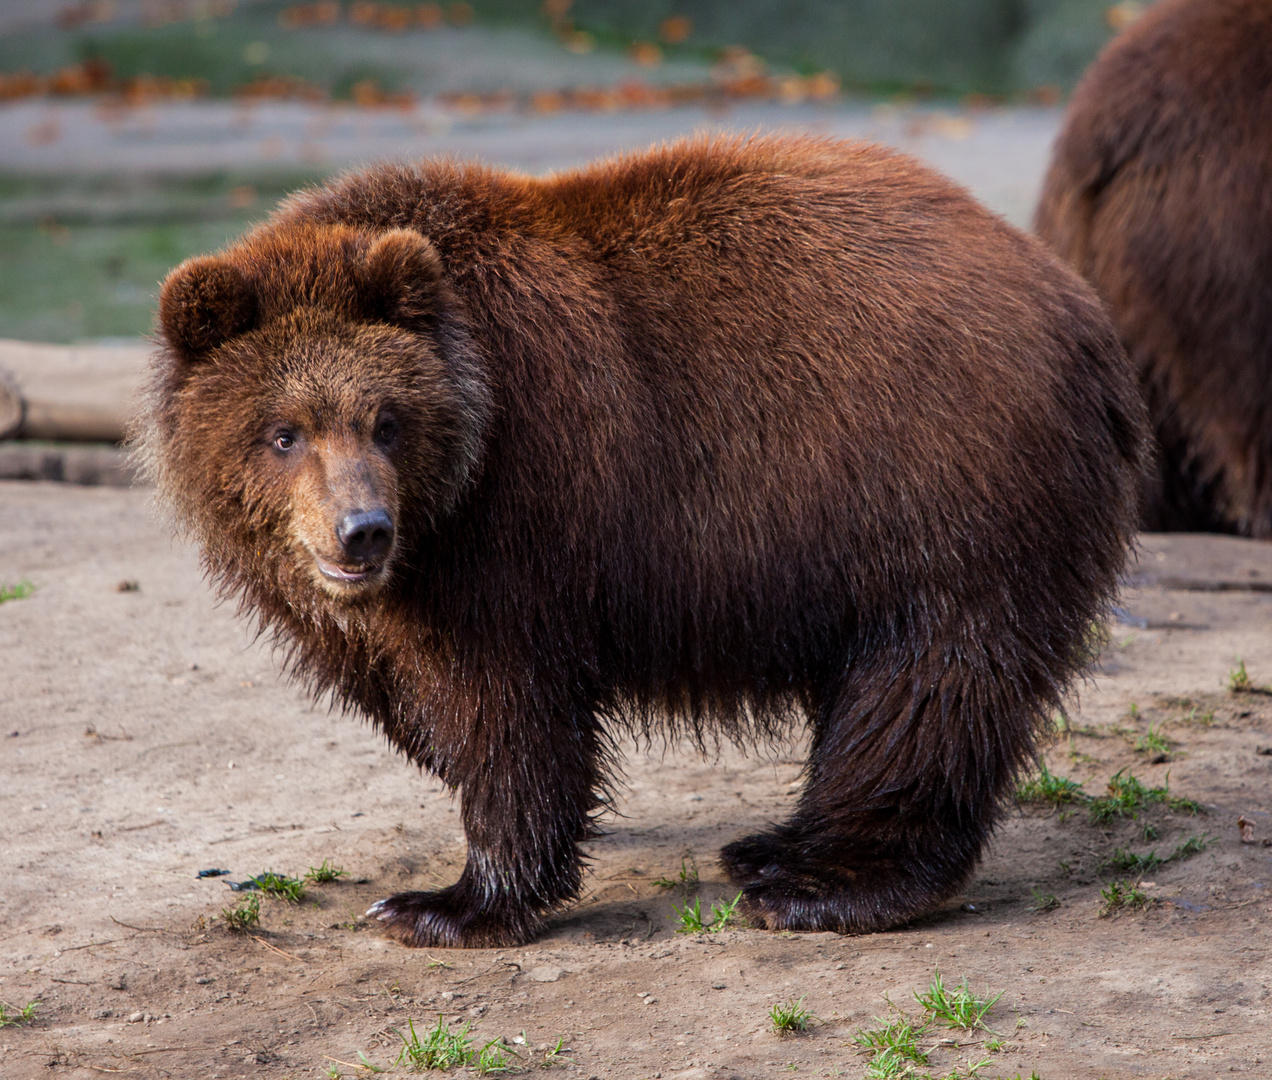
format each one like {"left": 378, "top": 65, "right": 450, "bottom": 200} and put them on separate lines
{"left": 337, "top": 508, "right": 394, "bottom": 566}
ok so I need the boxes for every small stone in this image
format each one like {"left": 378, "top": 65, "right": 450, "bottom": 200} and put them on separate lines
{"left": 194, "top": 976, "right": 214, "bottom": 984}
{"left": 643, "top": 996, "right": 658, "bottom": 1004}
{"left": 127, "top": 1012, "right": 144, "bottom": 1024}
{"left": 527, "top": 965, "right": 563, "bottom": 983}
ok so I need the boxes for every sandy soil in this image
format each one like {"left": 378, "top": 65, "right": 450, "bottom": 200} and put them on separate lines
{"left": 1, "top": 478, "right": 1270, "bottom": 1079}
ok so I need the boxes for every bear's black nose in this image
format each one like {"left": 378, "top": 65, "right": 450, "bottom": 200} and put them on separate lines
{"left": 337, "top": 509, "right": 394, "bottom": 565}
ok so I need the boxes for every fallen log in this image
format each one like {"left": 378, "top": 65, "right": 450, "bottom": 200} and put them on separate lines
{"left": 0, "top": 338, "right": 150, "bottom": 443}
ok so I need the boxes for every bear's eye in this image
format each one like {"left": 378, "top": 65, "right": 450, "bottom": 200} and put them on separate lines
{"left": 274, "top": 431, "right": 296, "bottom": 452}
{"left": 374, "top": 414, "right": 400, "bottom": 449}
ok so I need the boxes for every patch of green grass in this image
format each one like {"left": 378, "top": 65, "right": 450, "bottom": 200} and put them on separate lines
{"left": 220, "top": 893, "right": 260, "bottom": 933}
{"left": 304, "top": 859, "right": 347, "bottom": 884}
{"left": 538, "top": 1036, "right": 569, "bottom": 1067}
{"left": 0, "top": 580, "right": 34, "bottom": 604}
{"left": 1029, "top": 888, "right": 1060, "bottom": 912}
{"left": 1170, "top": 833, "right": 1211, "bottom": 860}
{"left": 1134, "top": 724, "right": 1171, "bottom": 757}
{"left": 1016, "top": 764, "right": 1089, "bottom": 808}
{"left": 1103, "top": 832, "right": 1210, "bottom": 878}
{"left": 1099, "top": 879, "right": 1151, "bottom": 916}
{"left": 653, "top": 856, "right": 699, "bottom": 892}
{"left": 1229, "top": 659, "right": 1251, "bottom": 692}
{"left": 769, "top": 996, "right": 813, "bottom": 1036}
{"left": 671, "top": 891, "right": 744, "bottom": 933}
{"left": 915, "top": 972, "right": 1002, "bottom": 1031}
{"left": 709, "top": 891, "right": 744, "bottom": 930}
{"left": 1088, "top": 769, "right": 1203, "bottom": 824}
{"left": 0, "top": 999, "right": 40, "bottom": 1027}
{"left": 248, "top": 870, "right": 306, "bottom": 903}
{"left": 671, "top": 895, "right": 709, "bottom": 933}
{"left": 854, "top": 1016, "right": 931, "bottom": 1075}
{"left": 1103, "top": 847, "right": 1163, "bottom": 876}
{"left": 475, "top": 1037, "right": 516, "bottom": 1074}
{"left": 394, "top": 1016, "right": 474, "bottom": 1070}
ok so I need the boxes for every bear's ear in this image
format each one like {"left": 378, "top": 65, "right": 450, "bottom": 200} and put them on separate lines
{"left": 159, "top": 256, "right": 256, "bottom": 362}
{"left": 360, "top": 228, "right": 443, "bottom": 328}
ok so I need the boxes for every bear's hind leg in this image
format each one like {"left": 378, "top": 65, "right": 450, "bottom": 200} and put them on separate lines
{"left": 721, "top": 649, "right": 1042, "bottom": 934}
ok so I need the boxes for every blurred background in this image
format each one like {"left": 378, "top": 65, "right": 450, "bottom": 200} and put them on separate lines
{"left": 0, "top": 0, "right": 1144, "bottom": 344}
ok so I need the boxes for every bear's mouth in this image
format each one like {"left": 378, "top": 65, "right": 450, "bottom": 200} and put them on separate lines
{"left": 314, "top": 554, "right": 385, "bottom": 586}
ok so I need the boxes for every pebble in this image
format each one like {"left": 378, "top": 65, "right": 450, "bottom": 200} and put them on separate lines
{"left": 127, "top": 1012, "right": 144, "bottom": 1024}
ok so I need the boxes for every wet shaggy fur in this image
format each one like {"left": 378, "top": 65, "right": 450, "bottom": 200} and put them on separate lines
{"left": 138, "top": 135, "right": 1147, "bottom": 948}
{"left": 1036, "top": 0, "right": 1272, "bottom": 536}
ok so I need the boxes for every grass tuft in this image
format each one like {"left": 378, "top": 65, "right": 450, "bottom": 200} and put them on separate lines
{"left": 394, "top": 1016, "right": 474, "bottom": 1070}
{"left": 1170, "top": 833, "right": 1211, "bottom": 860}
{"left": 0, "top": 999, "right": 40, "bottom": 1027}
{"left": 853, "top": 1016, "right": 930, "bottom": 1075}
{"left": 1016, "top": 764, "right": 1088, "bottom": 808}
{"left": 248, "top": 870, "right": 307, "bottom": 903}
{"left": 671, "top": 895, "right": 708, "bottom": 933}
{"left": 1088, "top": 769, "right": 1204, "bottom": 824}
{"left": 1103, "top": 847, "right": 1163, "bottom": 876}
{"left": 1029, "top": 888, "right": 1060, "bottom": 912}
{"left": 769, "top": 996, "right": 813, "bottom": 1035}
{"left": 915, "top": 971, "right": 1002, "bottom": 1031}
{"left": 709, "top": 891, "right": 744, "bottom": 930}
{"left": 220, "top": 893, "right": 260, "bottom": 933}
{"left": 1099, "top": 879, "right": 1151, "bottom": 916}
{"left": 0, "top": 579, "right": 34, "bottom": 604}
{"left": 671, "top": 891, "right": 744, "bottom": 933}
{"left": 1134, "top": 724, "right": 1171, "bottom": 757}
{"left": 304, "top": 859, "right": 347, "bottom": 884}
{"left": 653, "top": 856, "right": 700, "bottom": 892}
{"left": 476, "top": 1037, "right": 516, "bottom": 1073}
{"left": 1229, "top": 659, "right": 1251, "bottom": 692}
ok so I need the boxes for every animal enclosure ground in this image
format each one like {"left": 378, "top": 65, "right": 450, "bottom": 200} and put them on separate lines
{"left": 1, "top": 479, "right": 1269, "bottom": 1078}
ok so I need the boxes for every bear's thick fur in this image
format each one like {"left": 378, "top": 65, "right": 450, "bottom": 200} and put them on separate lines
{"left": 139, "top": 136, "right": 1146, "bottom": 948}
{"left": 1035, "top": 0, "right": 1272, "bottom": 536}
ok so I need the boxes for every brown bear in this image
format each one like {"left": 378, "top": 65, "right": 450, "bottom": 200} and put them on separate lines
{"left": 136, "top": 135, "right": 1147, "bottom": 948}
{"left": 1035, "top": 0, "right": 1272, "bottom": 536}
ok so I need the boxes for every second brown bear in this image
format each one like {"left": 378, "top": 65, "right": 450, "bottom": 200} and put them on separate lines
{"left": 1036, "top": 0, "right": 1272, "bottom": 535}
{"left": 139, "top": 135, "right": 1147, "bottom": 947}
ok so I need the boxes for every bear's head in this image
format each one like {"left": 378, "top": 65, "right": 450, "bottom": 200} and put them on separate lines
{"left": 140, "top": 223, "right": 488, "bottom": 609}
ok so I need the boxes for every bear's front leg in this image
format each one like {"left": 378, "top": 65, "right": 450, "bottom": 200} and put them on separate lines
{"left": 367, "top": 693, "right": 608, "bottom": 948}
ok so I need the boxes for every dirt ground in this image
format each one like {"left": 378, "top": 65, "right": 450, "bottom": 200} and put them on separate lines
{"left": 2, "top": 478, "right": 1270, "bottom": 1079}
